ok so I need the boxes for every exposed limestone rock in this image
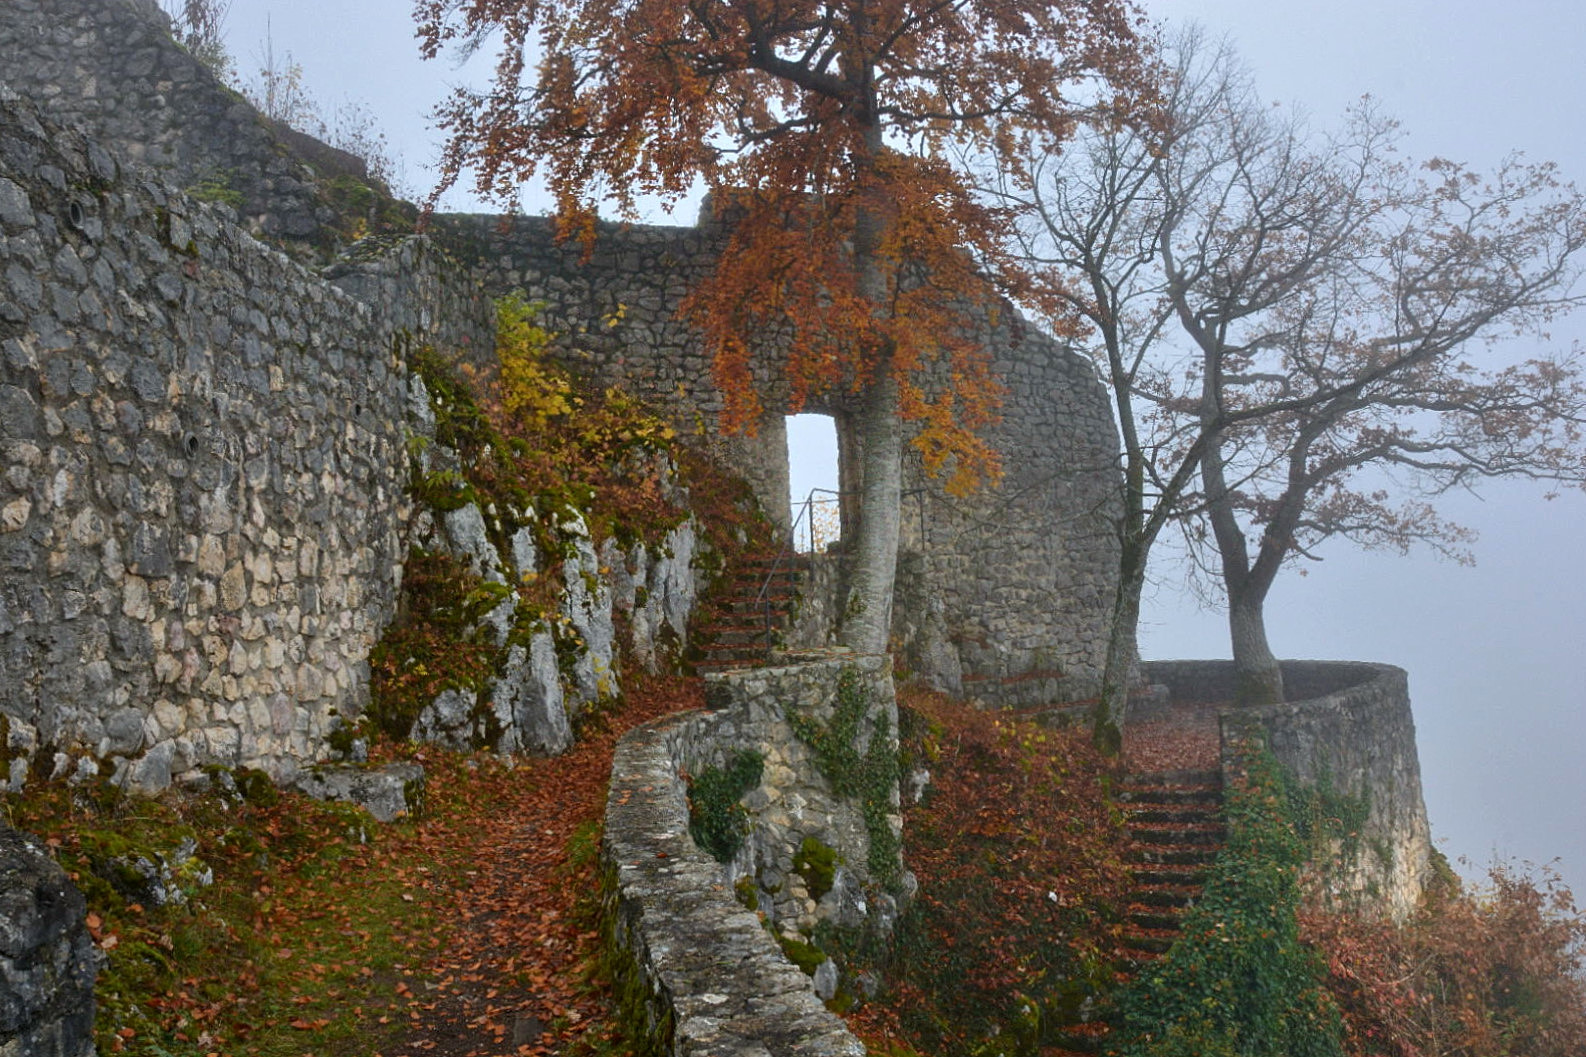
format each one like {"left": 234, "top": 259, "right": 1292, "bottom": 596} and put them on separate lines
{"left": 0, "top": 823, "right": 100, "bottom": 1057}
{"left": 290, "top": 761, "right": 426, "bottom": 824}
{"left": 492, "top": 634, "right": 572, "bottom": 755}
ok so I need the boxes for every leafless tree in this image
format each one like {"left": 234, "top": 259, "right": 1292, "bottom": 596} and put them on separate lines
{"left": 163, "top": 0, "right": 233, "bottom": 80}
{"left": 1006, "top": 29, "right": 1586, "bottom": 731}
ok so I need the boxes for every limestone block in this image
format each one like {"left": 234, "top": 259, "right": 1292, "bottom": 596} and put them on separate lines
{"left": 290, "top": 762, "right": 425, "bottom": 823}
{"left": 561, "top": 532, "right": 616, "bottom": 707}
{"left": 0, "top": 823, "right": 101, "bottom": 1057}
{"left": 491, "top": 632, "right": 572, "bottom": 756}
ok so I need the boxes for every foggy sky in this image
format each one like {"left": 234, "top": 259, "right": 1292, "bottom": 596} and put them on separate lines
{"left": 217, "top": 0, "right": 1586, "bottom": 899}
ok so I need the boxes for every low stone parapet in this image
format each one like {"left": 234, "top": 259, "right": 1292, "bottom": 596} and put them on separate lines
{"left": 602, "top": 655, "right": 898, "bottom": 1056}
{"left": 1143, "top": 660, "right": 1433, "bottom": 919}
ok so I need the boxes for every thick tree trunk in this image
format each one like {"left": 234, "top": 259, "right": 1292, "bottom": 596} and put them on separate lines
{"left": 1229, "top": 589, "right": 1284, "bottom": 706}
{"left": 838, "top": 373, "right": 902, "bottom": 655}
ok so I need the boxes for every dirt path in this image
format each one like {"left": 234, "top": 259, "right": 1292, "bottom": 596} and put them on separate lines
{"left": 386, "top": 674, "right": 705, "bottom": 1057}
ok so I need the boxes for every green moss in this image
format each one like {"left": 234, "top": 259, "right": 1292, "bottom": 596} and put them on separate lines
{"left": 794, "top": 836, "right": 839, "bottom": 903}
{"left": 233, "top": 767, "right": 278, "bottom": 806}
{"left": 776, "top": 931, "right": 829, "bottom": 975}
{"left": 733, "top": 875, "right": 760, "bottom": 912}
{"left": 595, "top": 862, "right": 673, "bottom": 1057}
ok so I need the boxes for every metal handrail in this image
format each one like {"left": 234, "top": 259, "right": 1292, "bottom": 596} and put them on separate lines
{"left": 748, "top": 485, "right": 929, "bottom": 662}
{"left": 753, "top": 488, "right": 844, "bottom": 661}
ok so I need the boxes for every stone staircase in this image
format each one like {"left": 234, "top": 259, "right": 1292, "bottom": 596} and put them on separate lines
{"left": 691, "top": 555, "right": 806, "bottom": 673}
{"left": 1050, "top": 767, "right": 1226, "bottom": 1054}
{"left": 1118, "top": 768, "right": 1225, "bottom": 960}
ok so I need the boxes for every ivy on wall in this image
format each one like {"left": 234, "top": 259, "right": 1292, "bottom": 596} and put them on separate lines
{"left": 785, "top": 667, "right": 903, "bottom": 891}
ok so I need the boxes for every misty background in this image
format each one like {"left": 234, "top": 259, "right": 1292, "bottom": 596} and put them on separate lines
{"left": 214, "top": 0, "right": 1585, "bottom": 898}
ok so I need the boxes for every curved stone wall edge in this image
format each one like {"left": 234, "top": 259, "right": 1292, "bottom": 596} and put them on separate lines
{"left": 1143, "top": 660, "right": 1433, "bottom": 920}
{"left": 604, "top": 702, "right": 866, "bottom": 1057}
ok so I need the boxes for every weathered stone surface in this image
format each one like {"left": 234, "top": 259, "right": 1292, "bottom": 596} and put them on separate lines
{"left": 0, "top": 822, "right": 100, "bottom": 1057}
{"left": 562, "top": 523, "right": 617, "bottom": 708}
{"left": 1145, "top": 659, "right": 1434, "bottom": 920}
{"left": 0, "top": 82, "right": 492, "bottom": 791}
{"left": 492, "top": 634, "right": 572, "bottom": 755}
{"left": 430, "top": 210, "right": 1123, "bottom": 707}
{"left": 0, "top": 0, "right": 401, "bottom": 256}
{"left": 290, "top": 761, "right": 425, "bottom": 823}
{"left": 604, "top": 659, "right": 890, "bottom": 1057}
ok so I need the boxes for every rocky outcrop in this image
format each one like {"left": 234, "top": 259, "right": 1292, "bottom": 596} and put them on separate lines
{"left": 0, "top": 823, "right": 100, "bottom": 1057}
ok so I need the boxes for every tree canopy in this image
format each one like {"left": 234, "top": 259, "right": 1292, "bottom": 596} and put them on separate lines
{"left": 416, "top": 0, "right": 1151, "bottom": 651}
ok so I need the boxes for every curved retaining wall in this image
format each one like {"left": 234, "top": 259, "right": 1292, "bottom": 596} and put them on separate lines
{"left": 1142, "top": 660, "right": 1433, "bottom": 919}
{"left": 603, "top": 656, "right": 899, "bottom": 1056}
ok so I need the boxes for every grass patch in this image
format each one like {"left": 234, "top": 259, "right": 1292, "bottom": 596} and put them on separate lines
{"left": 2, "top": 750, "right": 522, "bottom": 1057}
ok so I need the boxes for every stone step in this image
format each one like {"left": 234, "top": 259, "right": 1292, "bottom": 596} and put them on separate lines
{"left": 1132, "top": 883, "right": 1202, "bottom": 909}
{"left": 1116, "top": 784, "right": 1222, "bottom": 807}
{"left": 1122, "top": 804, "right": 1223, "bottom": 825}
{"left": 1126, "top": 823, "right": 1225, "bottom": 846}
{"left": 1124, "top": 843, "right": 1220, "bottom": 867}
{"left": 1126, "top": 906, "right": 1186, "bottom": 931}
{"left": 1122, "top": 764, "right": 1218, "bottom": 780}
{"left": 698, "top": 626, "right": 774, "bottom": 647}
{"left": 1119, "top": 927, "right": 1178, "bottom": 955}
{"left": 719, "top": 598, "right": 797, "bottom": 617}
{"left": 1128, "top": 864, "right": 1212, "bottom": 888}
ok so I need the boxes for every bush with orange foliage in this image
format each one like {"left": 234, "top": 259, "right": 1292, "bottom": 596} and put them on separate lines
{"left": 1305, "top": 861, "right": 1586, "bottom": 1057}
{"left": 846, "top": 686, "right": 1132, "bottom": 1055}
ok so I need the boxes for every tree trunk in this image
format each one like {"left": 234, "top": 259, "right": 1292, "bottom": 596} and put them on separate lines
{"left": 1228, "top": 589, "right": 1283, "bottom": 706}
{"left": 1094, "top": 538, "right": 1146, "bottom": 754}
{"left": 838, "top": 372, "right": 902, "bottom": 654}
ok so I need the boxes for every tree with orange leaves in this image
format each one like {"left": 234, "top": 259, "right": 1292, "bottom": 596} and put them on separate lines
{"left": 416, "top": 0, "right": 1150, "bottom": 652}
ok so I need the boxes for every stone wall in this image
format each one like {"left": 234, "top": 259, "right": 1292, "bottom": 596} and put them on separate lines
{"left": 0, "top": 85, "right": 494, "bottom": 791}
{"left": 2, "top": 0, "right": 1131, "bottom": 709}
{"left": 602, "top": 655, "right": 902, "bottom": 1055}
{"left": 1142, "top": 660, "right": 1433, "bottom": 920}
{"left": 0, "top": 0, "right": 379, "bottom": 253}
{"left": 0, "top": 823, "right": 100, "bottom": 1057}
{"left": 432, "top": 212, "right": 1123, "bottom": 706}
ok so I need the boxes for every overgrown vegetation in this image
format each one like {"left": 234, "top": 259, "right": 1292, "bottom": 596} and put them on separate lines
{"left": 846, "top": 685, "right": 1133, "bottom": 1056}
{"left": 2, "top": 754, "right": 478, "bottom": 1056}
{"left": 1109, "top": 746, "right": 1345, "bottom": 1057}
{"left": 369, "top": 303, "right": 720, "bottom": 741}
{"left": 367, "top": 548, "right": 510, "bottom": 741}
{"left": 785, "top": 667, "right": 904, "bottom": 890}
{"left": 1304, "top": 862, "right": 1586, "bottom": 1057}
{"left": 686, "top": 749, "right": 765, "bottom": 863}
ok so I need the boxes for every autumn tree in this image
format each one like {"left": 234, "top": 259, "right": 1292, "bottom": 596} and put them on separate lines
{"left": 415, "top": 0, "right": 1149, "bottom": 653}
{"left": 1012, "top": 30, "right": 1586, "bottom": 721}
